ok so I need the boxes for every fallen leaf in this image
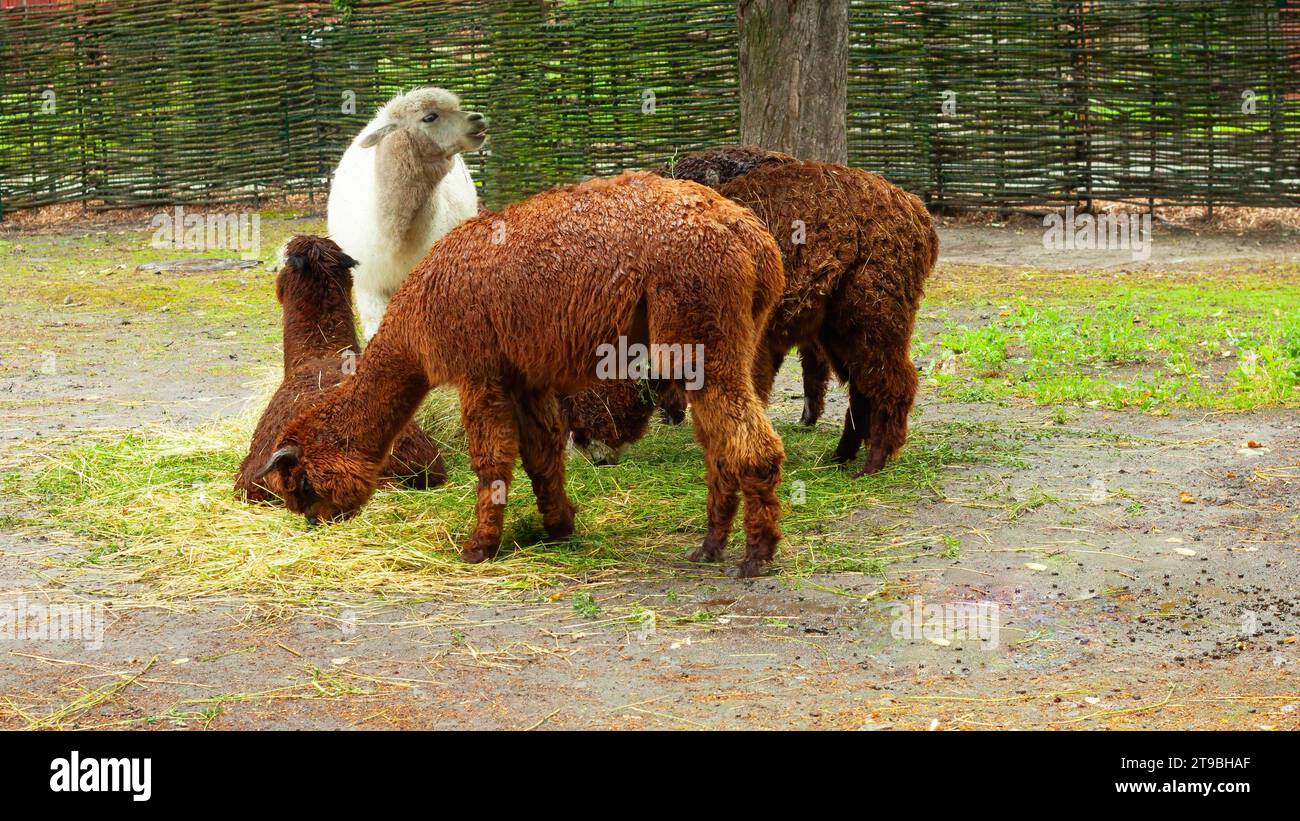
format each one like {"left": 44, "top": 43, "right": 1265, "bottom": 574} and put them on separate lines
{"left": 1025, "top": 562, "right": 1049, "bottom": 571}
{"left": 927, "top": 636, "right": 952, "bottom": 647}
{"left": 1174, "top": 547, "right": 1197, "bottom": 556}
{"left": 331, "top": 656, "right": 351, "bottom": 666}
{"left": 1179, "top": 491, "right": 1195, "bottom": 504}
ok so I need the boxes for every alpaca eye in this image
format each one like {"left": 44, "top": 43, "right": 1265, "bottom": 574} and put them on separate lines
{"left": 422, "top": 112, "right": 439, "bottom": 123}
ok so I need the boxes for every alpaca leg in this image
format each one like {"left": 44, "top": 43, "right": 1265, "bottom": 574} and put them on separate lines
{"left": 736, "top": 452, "right": 784, "bottom": 578}
{"left": 750, "top": 340, "right": 783, "bottom": 406}
{"left": 458, "top": 380, "right": 519, "bottom": 563}
{"left": 513, "top": 389, "right": 576, "bottom": 540}
{"left": 798, "top": 344, "right": 830, "bottom": 426}
{"left": 831, "top": 386, "right": 872, "bottom": 466}
{"left": 689, "top": 390, "right": 784, "bottom": 578}
{"left": 686, "top": 453, "right": 739, "bottom": 564}
{"left": 648, "top": 261, "right": 782, "bottom": 575}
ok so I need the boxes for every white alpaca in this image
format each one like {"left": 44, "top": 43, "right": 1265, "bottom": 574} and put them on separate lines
{"left": 327, "top": 87, "right": 486, "bottom": 340}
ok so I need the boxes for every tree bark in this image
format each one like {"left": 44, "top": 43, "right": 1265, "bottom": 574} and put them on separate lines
{"left": 737, "top": 0, "right": 849, "bottom": 163}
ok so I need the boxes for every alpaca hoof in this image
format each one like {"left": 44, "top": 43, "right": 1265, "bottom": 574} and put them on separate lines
{"left": 459, "top": 537, "right": 499, "bottom": 564}
{"left": 854, "top": 455, "right": 888, "bottom": 477}
{"left": 686, "top": 540, "right": 724, "bottom": 564}
{"left": 726, "top": 559, "right": 765, "bottom": 578}
{"left": 799, "top": 409, "right": 819, "bottom": 427}
{"left": 544, "top": 507, "right": 576, "bottom": 540}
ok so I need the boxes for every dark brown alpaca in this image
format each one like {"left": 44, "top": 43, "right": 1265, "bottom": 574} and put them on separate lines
{"left": 235, "top": 235, "right": 446, "bottom": 502}
{"left": 254, "top": 172, "right": 787, "bottom": 577}
{"left": 564, "top": 146, "right": 939, "bottom": 475}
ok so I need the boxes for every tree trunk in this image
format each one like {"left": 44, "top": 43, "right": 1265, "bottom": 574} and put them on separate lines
{"left": 737, "top": 0, "right": 849, "bottom": 163}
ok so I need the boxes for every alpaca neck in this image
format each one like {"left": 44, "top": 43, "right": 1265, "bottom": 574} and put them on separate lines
{"left": 281, "top": 285, "right": 360, "bottom": 373}
{"left": 375, "top": 137, "right": 457, "bottom": 247}
{"left": 327, "top": 324, "right": 431, "bottom": 463}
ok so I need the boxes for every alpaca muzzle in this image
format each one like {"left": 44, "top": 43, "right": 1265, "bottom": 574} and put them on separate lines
{"left": 465, "top": 112, "right": 489, "bottom": 143}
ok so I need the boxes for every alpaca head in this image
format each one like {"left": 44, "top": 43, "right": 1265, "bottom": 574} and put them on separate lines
{"left": 274, "top": 235, "right": 358, "bottom": 305}
{"left": 561, "top": 380, "right": 658, "bottom": 466}
{"left": 254, "top": 409, "right": 383, "bottom": 525}
{"left": 360, "top": 87, "right": 488, "bottom": 159}
{"left": 669, "top": 145, "right": 793, "bottom": 189}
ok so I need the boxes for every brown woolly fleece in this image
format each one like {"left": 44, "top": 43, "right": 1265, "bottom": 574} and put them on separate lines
{"left": 254, "top": 172, "right": 788, "bottom": 578}
{"left": 564, "top": 146, "right": 939, "bottom": 475}
{"left": 235, "top": 235, "right": 446, "bottom": 503}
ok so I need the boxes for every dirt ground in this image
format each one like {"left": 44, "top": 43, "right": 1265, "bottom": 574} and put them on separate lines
{"left": 1, "top": 219, "right": 1298, "bottom": 730}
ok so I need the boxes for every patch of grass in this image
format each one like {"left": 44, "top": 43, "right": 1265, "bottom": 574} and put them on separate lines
{"left": 920, "top": 270, "right": 1300, "bottom": 411}
{"left": 571, "top": 591, "right": 600, "bottom": 619}
{"left": 1, "top": 407, "right": 1015, "bottom": 606}
{"left": 4, "top": 216, "right": 324, "bottom": 329}
{"left": 415, "top": 386, "right": 466, "bottom": 451}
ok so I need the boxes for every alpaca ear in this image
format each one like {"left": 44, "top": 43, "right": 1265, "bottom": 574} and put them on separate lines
{"left": 339, "top": 253, "right": 359, "bottom": 270}
{"left": 285, "top": 253, "right": 307, "bottom": 271}
{"left": 360, "top": 124, "right": 397, "bottom": 149}
{"left": 255, "top": 445, "right": 302, "bottom": 484}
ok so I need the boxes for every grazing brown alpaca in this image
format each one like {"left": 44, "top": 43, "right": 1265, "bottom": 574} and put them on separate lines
{"left": 254, "top": 172, "right": 787, "bottom": 577}
{"left": 235, "top": 235, "right": 446, "bottom": 502}
{"left": 564, "top": 146, "right": 939, "bottom": 476}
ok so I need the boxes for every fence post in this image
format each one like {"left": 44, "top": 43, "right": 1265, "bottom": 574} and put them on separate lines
{"left": 1146, "top": 5, "right": 1156, "bottom": 216}
{"left": 1070, "top": 0, "right": 1092, "bottom": 212}
{"left": 920, "top": 0, "right": 943, "bottom": 209}
{"left": 1202, "top": 6, "right": 1214, "bottom": 219}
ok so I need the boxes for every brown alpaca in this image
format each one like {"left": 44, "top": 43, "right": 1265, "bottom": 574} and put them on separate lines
{"left": 235, "top": 235, "right": 446, "bottom": 502}
{"left": 254, "top": 172, "right": 787, "bottom": 578}
{"left": 564, "top": 146, "right": 939, "bottom": 475}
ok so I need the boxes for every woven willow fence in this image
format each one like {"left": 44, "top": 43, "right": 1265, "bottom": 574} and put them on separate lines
{"left": 852, "top": 0, "right": 1300, "bottom": 207}
{"left": 1, "top": 0, "right": 1297, "bottom": 213}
